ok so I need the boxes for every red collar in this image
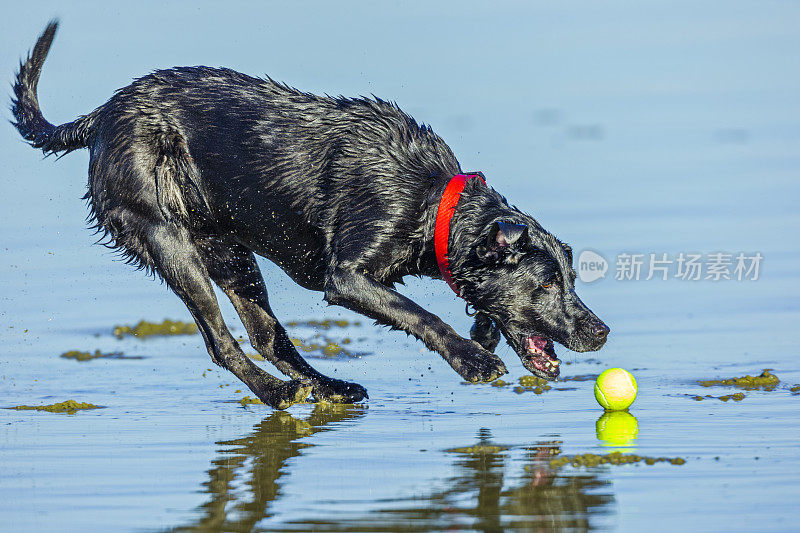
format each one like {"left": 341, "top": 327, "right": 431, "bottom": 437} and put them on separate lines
{"left": 434, "top": 173, "right": 485, "bottom": 297}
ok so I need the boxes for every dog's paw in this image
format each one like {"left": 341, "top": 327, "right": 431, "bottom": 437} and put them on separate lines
{"left": 259, "top": 378, "right": 313, "bottom": 410}
{"left": 312, "top": 378, "right": 368, "bottom": 404}
{"left": 451, "top": 346, "right": 508, "bottom": 383}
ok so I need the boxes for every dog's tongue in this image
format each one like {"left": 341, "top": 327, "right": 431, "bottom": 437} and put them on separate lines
{"left": 524, "top": 335, "right": 560, "bottom": 379}
{"left": 528, "top": 336, "right": 549, "bottom": 353}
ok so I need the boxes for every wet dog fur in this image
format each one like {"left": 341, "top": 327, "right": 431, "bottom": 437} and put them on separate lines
{"left": 12, "top": 22, "right": 609, "bottom": 408}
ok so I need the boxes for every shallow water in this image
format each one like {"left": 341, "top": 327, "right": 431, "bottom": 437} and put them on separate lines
{"left": 2, "top": 2, "right": 800, "bottom": 531}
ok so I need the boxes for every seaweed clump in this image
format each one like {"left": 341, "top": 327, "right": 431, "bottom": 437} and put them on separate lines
{"left": 286, "top": 319, "right": 360, "bottom": 329}
{"left": 238, "top": 396, "right": 264, "bottom": 406}
{"left": 113, "top": 319, "right": 198, "bottom": 339}
{"left": 698, "top": 369, "right": 779, "bottom": 391}
{"left": 446, "top": 445, "right": 508, "bottom": 454}
{"left": 549, "top": 451, "right": 686, "bottom": 469}
{"left": 692, "top": 393, "right": 745, "bottom": 402}
{"left": 60, "top": 349, "right": 127, "bottom": 361}
{"left": 247, "top": 337, "right": 361, "bottom": 360}
{"left": 488, "top": 376, "right": 551, "bottom": 394}
{"left": 515, "top": 375, "right": 552, "bottom": 395}
{"left": 290, "top": 337, "right": 357, "bottom": 358}
{"left": 10, "top": 400, "right": 102, "bottom": 413}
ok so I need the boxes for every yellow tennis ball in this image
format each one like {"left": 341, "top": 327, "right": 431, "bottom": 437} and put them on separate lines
{"left": 596, "top": 411, "right": 639, "bottom": 446}
{"left": 594, "top": 368, "right": 637, "bottom": 410}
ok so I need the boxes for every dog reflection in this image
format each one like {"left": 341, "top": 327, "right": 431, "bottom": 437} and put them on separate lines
{"left": 178, "top": 423, "right": 613, "bottom": 532}
{"left": 175, "top": 404, "right": 365, "bottom": 532}
{"left": 270, "top": 429, "right": 615, "bottom": 532}
{"left": 414, "top": 430, "right": 614, "bottom": 531}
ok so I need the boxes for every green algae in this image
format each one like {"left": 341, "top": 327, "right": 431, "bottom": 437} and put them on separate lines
{"left": 60, "top": 349, "right": 135, "bottom": 361}
{"left": 235, "top": 318, "right": 367, "bottom": 359}
{"left": 285, "top": 318, "right": 361, "bottom": 329}
{"left": 519, "top": 375, "right": 550, "bottom": 387}
{"left": 289, "top": 337, "right": 360, "bottom": 358}
{"left": 62, "top": 349, "right": 116, "bottom": 361}
{"left": 514, "top": 386, "right": 550, "bottom": 394}
{"left": 238, "top": 396, "right": 264, "bottom": 406}
{"left": 492, "top": 374, "right": 587, "bottom": 392}
{"left": 693, "top": 392, "right": 746, "bottom": 402}
{"left": 309, "top": 399, "right": 369, "bottom": 411}
{"left": 446, "top": 445, "right": 508, "bottom": 454}
{"left": 113, "top": 319, "right": 198, "bottom": 339}
{"left": 238, "top": 391, "right": 332, "bottom": 408}
{"left": 698, "top": 369, "right": 779, "bottom": 391}
{"left": 790, "top": 384, "right": 800, "bottom": 394}
{"left": 9, "top": 399, "right": 103, "bottom": 413}
{"left": 245, "top": 337, "right": 359, "bottom": 360}
{"left": 549, "top": 451, "right": 686, "bottom": 469}
{"left": 277, "top": 384, "right": 313, "bottom": 409}
{"left": 322, "top": 343, "right": 343, "bottom": 357}
{"left": 284, "top": 318, "right": 365, "bottom": 358}
{"left": 244, "top": 336, "right": 363, "bottom": 360}
{"left": 720, "top": 393, "right": 746, "bottom": 402}
{"left": 514, "top": 375, "right": 552, "bottom": 395}
{"left": 488, "top": 376, "right": 552, "bottom": 394}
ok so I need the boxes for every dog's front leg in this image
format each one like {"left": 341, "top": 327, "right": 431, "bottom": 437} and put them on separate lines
{"left": 324, "top": 269, "right": 507, "bottom": 382}
{"left": 470, "top": 313, "right": 501, "bottom": 352}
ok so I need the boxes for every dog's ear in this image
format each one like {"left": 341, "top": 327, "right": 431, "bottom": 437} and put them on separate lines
{"left": 562, "top": 243, "right": 573, "bottom": 264}
{"left": 477, "top": 221, "right": 529, "bottom": 263}
{"left": 494, "top": 222, "right": 529, "bottom": 248}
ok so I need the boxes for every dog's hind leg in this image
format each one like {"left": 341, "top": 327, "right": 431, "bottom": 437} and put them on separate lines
{"left": 197, "top": 239, "right": 368, "bottom": 403}
{"left": 136, "top": 223, "right": 312, "bottom": 409}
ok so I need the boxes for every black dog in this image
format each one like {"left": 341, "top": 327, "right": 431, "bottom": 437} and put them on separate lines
{"left": 12, "top": 22, "right": 609, "bottom": 408}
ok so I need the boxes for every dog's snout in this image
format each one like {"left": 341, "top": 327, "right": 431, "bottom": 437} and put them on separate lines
{"left": 566, "top": 316, "right": 610, "bottom": 352}
{"left": 592, "top": 322, "right": 610, "bottom": 340}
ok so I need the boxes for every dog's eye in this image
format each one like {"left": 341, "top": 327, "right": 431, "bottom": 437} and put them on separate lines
{"left": 541, "top": 276, "right": 560, "bottom": 289}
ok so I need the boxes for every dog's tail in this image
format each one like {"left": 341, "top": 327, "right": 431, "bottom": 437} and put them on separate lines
{"left": 11, "top": 20, "right": 94, "bottom": 155}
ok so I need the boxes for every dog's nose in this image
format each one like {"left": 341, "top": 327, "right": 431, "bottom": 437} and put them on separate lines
{"left": 592, "top": 323, "right": 610, "bottom": 340}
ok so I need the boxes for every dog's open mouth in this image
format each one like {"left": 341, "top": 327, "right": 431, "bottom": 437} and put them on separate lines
{"left": 523, "top": 335, "right": 560, "bottom": 380}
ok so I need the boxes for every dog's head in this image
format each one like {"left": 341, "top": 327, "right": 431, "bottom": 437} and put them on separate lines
{"left": 452, "top": 207, "right": 610, "bottom": 380}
